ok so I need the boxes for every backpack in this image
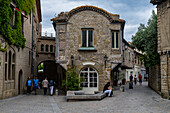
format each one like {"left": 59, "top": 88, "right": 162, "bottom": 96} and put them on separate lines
{"left": 50, "top": 80, "right": 54, "bottom": 86}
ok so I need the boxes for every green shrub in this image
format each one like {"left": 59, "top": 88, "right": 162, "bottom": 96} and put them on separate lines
{"left": 62, "top": 67, "right": 83, "bottom": 91}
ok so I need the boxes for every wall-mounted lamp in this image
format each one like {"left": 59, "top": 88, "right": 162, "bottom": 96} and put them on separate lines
{"left": 71, "top": 55, "right": 74, "bottom": 66}
{"left": 37, "top": 40, "right": 41, "bottom": 42}
{"left": 104, "top": 55, "right": 108, "bottom": 68}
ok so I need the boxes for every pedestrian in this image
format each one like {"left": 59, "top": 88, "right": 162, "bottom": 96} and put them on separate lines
{"left": 33, "top": 76, "right": 39, "bottom": 95}
{"left": 26, "top": 76, "right": 32, "bottom": 94}
{"left": 134, "top": 75, "right": 137, "bottom": 85}
{"left": 42, "top": 77, "right": 48, "bottom": 95}
{"left": 49, "top": 80, "right": 55, "bottom": 96}
{"left": 103, "top": 82, "right": 114, "bottom": 97}
{"left": 130, "top": 74, "right": 133, "bottom": 82}
{"left": 138, "top": 74, "right": 142, "bottom": 85}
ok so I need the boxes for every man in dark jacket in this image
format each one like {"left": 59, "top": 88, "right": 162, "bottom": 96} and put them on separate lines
{"left": 103, "top": 82, "right": 114, "bottom": 97}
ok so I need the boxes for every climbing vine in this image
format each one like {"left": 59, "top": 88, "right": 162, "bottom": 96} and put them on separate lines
{"left": 0, "top": 0, "right": 35, "bottom": 48}
{"left": 0, "top": 43, "right": 7, "bottom": 52}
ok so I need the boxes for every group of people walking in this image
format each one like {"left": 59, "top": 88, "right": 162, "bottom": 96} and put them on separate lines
{"left": 26, "top": 76, "right": 55, "bottom": 96}
{"left": 129, "top": 74, "right": 143, "bottom": 89}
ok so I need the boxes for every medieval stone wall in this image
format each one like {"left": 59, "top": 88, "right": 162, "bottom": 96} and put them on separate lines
{"left": 37, "top": 37, "right": 55, "bottom": 64}
{"left": 157, "top": 0, "right": 170, "bottom": 53}
{"left": 0, "top": 1, "right": 41, "bottom": 99}
{"left": 156, "top": 0, "right": 170, "bottom": 99}
{"left": 149, "top": 64, "right": 161, "bottom": 94}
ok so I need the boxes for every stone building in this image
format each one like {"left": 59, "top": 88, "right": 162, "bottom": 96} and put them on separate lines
{"left": 36, "top": 36, "right": 66, "bottom": 94}
{"left": 150, "top": 0, "right": 170, "bottom": 99}
{"left": 0, "top": 0, "right": 42, "bottom": 99}
{"left": 122, "top": 39, "right": 145, "bottom": 82}
{"left": 51, "top": 6, "right": 125, "bottom": 93}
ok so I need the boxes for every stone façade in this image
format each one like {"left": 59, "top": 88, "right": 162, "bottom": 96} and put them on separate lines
{"left": 52, "top": 6, "right": 125, "bottom": 92}
{"left": 150, "top": 0, "right": 170, "bottom": 99}
{"left": 0, "top": 0, "right": 42, "bottom": 99}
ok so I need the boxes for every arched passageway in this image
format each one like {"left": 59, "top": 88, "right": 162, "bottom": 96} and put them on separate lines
{"left": 18, "top": 70, "right": 23, "bottom": 94}
{"left": 37, "top": 60, "right": 66, "bottom": 95}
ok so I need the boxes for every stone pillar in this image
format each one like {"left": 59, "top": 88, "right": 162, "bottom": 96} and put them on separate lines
{"left": 160, "top": 54, "right": 170, "bottom": 99}
{"left": 0, "top": 51, "right": 4, "bottom": 99}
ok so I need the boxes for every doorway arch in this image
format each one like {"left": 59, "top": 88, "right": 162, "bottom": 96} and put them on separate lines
{"left": 18, "top": 70, "right": 23, "bottom": 94}
{"left": 80, "top": 67, "right": 98, "bottom": 93}
{"left": 37, "top": 60, "right": 66, "bottom": 95}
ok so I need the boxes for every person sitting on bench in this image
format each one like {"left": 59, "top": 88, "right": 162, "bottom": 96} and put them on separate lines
{"left": 103, "top": 82, "right": 114, "bottom": 97}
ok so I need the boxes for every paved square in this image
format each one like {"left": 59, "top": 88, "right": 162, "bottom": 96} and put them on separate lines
{"left": 0, "top": 82, "right": 169, "bottom": 113}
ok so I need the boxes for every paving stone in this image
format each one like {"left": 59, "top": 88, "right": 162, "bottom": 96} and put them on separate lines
{"left": 0, "top": 82, "right": 169, "bottom": 113}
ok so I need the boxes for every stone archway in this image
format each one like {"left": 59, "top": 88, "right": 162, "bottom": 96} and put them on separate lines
{"left": 18, "top": 70, "right": 23, "bottom": 94}
{"left": 37, "top": 60, "right": 66, "bottom": 95}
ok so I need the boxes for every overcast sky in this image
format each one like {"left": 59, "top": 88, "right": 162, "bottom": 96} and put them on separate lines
{"left": 41, "top": 0, "right": 156, "bottom": 41}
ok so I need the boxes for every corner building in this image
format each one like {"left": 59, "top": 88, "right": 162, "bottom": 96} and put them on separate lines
{"left": 51, "top": 6, "right": 125, "bottom": 93}
{"left": 0, "top": 0, "right": 42, "bottom": 99}
{"left": 150, "top": 0, "right": 170, "bottom": 99}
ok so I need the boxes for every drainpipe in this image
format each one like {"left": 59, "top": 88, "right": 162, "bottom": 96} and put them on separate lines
{"left": 31, "top": 12, "right": 34, "bottom": 78}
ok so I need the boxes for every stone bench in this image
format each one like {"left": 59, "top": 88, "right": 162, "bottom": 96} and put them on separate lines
{"left": 66, "top": 91, "right": 106, "bottom": 101}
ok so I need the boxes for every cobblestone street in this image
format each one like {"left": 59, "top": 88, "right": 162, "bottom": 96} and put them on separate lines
{"left": 0, "top": 82, "right": 169, "bottom": 113}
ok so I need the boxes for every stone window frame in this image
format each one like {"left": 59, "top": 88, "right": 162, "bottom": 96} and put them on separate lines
{"left": 5, "top": 49, "right": 16, "bottom": 81}
{"left": 8, "top": 51, "right": 12, "bottom": 80}
{"left": 111, "top": 30, "right": 119, "bottom": 49}
{"left": 10, "top": 5, "right": 15, "bottom": 28}
{"left": 50, "top": 45, "right": 53, "bottom": 52}
{"left": 5, "top": 52, "right": 8, "bottom": 81}
{"left": 12, "top": 53, "right": 15, "bottom": 80}
{"left": 21, "top": 14, "right": 24, "bottom": 36}
{"left": 132, "top": 53, "right": 134, "bottom": 63}
{"left": 41, "top": 44, "right": 44, "bottom": 52}
{"left": 79, "top": 67, "right": 98, "bottom": 88}
{"left": 81, "top": 28, "right": 94, "bottom": 47}
{"left": 45, "top": 44, "right": 49, "bottom": 52}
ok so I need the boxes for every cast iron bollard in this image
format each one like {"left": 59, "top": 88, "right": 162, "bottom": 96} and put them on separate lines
{"left": 120, "top": 85, "right": 125, "bottom": 92}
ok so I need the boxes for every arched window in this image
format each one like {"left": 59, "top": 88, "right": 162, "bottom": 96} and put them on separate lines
{"left": 5, "top": 52, "right": 7, "bottom": 62}
{"left": 46, "top": 45, "right": 49, "bottom": 52}
{"left": 80, "top": 67, "right": 98, "bottom": 88}
{"left": 12, "top": 53, "right": 15, "bottom": 63}
{"left": 50, "top": 45, "right": 53, "bottom": 52}
{"left": 5, "top": 52, "right": 7, "bottom": 81}
{"left": 41, "top": 44, "right": 44, "bottom": 52}
{"left": 12, "top": 53, "right": 15, "bottom": 80}
{"left": 8, "top": 51, "right": 12, "bottom": 80}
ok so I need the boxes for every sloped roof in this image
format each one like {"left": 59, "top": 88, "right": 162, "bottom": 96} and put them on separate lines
{"left": 150, "top": 0, "right": 166, "bottom": 5}
{"left": 51, "top": 5, "right": 125, "bottom": 23}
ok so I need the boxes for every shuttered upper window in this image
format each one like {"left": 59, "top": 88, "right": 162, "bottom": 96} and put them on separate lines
{"left": 112, "top": 31, "right": 119, "bottom": 48}
{"left": 82, "top": 29, "right": 93, "bottom": 47}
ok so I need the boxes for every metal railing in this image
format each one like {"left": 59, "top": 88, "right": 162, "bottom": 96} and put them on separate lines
{"left": 41, "top": 32, "right": 55, "bottom": 37}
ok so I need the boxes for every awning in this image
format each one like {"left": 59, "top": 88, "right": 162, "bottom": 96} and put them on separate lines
{"left": 121, "top": 65, "right": 133, "bottom": 69}
{"left": 111, "top": 63, "right": 121, "bottom": 71}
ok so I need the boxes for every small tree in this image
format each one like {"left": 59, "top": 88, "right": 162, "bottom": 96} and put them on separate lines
{"left": 131, "top": 10, "right": 159, "bottom": 68}
{"left": 62, "top": 67, "right": 82, "bottom": 91}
